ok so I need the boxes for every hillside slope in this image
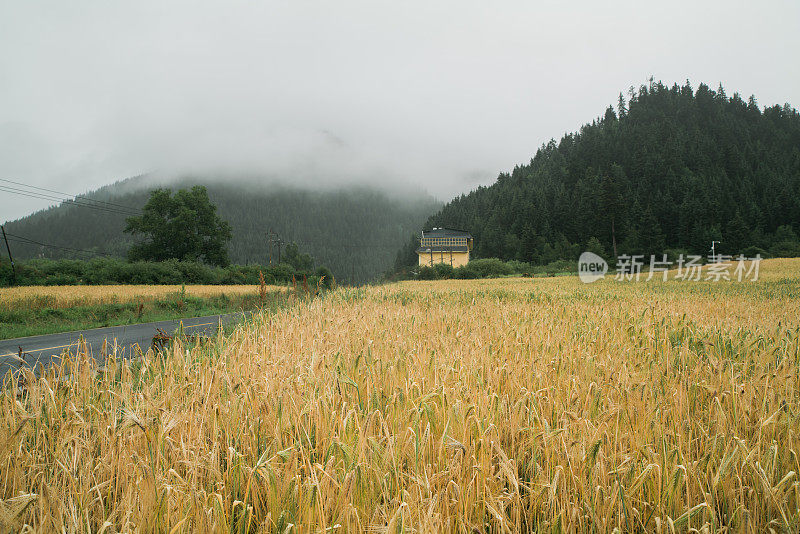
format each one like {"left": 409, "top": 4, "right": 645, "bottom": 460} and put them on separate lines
{"left": 397, "top": 81, "right": 800, "bottom": 269}
{"left": 4, "top": 177, "right": 441, "bottom": 283}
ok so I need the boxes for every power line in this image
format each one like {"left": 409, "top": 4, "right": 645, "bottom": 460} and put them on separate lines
{"left": 0, "top": 185, "right": 140, "bottom": 217}
{"left": 0, "top": 178, "right": 142, "bottom": 214}
{"left": 5, "top": 237, "right": 112, "bottom": 258}
{"left": 281, "top": 235, "right": 401, "bottom": 250}
{"left": 0, "top": 185, "right": 133, "bottom": 216}
{"left": 4, "top": 232, "right": 114, "bottom": 257}
{"left": 0, "top": 184, "right": 141, "bottom": 216}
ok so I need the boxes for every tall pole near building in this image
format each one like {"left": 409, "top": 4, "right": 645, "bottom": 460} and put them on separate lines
{"left": 710, "top": 240, "right": 721, "bottom": 262}
{"left": 1, "top": 225, "right": 16, "bottom": 284}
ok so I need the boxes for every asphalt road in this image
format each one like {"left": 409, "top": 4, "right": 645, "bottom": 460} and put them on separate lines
{"left": 0, "top": 313, "right": 243, "bottom": 379}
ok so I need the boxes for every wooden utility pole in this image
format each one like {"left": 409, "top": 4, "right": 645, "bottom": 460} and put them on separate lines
{"left": 276, "top": 238, "right": 283, "bottom": 264}
{"left": 267, "top": 231, "right": 273, "bottom": 265}
{"left": 1, "top": 225, "right": 16, "bottom": 284}
{"left": 266, "top": 230, "right": 284, "bottom": 265}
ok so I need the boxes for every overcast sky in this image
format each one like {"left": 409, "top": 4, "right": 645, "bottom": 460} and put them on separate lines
{"left": 1, "top": 1, "right": 799, "bottom": 222}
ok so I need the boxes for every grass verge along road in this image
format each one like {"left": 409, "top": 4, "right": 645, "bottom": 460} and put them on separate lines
{"left": 0, "top": 285, "right": 281, "bottom": 339}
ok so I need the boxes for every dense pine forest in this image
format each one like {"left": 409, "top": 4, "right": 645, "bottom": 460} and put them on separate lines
{"left": 3, "top": 177, "right": 440, "bottom": 283}
{"left": 395, "top": 81, "right": 800, "bottom": 270}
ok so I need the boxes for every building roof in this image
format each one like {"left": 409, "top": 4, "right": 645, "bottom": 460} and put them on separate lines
{"left": 416, "top": 245, "right": 470, "bottom": 254}
{"left": 421, "top": 227, "right": 473, "bottom": 238}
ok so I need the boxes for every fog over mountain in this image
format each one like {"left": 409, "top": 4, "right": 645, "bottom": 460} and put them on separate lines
{"left": 4, "top": 174, "right": 442, "bottom": 283}
{"left": 2, "top": 1, "right": 800, "bottom": 222}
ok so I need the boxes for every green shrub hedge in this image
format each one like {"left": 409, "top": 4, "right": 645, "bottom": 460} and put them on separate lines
{"left": 412, "top": 258, "right": 578, "bottom": 281}
{"left": 0, "top": 257, "right": 335, "bottom": 287}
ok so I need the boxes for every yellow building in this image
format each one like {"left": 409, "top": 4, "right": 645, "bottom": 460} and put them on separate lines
{"left": 417, "top": 228, "right": 474, "bottom": 267}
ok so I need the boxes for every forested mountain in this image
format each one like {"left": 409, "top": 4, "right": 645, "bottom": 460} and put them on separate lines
{"left": 3, "top": 177, "right": 441, "bottom": 283}
{"left": 396, "top": 81, "right": 800, "bottom": 270}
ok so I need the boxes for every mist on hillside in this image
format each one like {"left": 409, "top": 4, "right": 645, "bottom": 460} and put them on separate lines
{"left": 4, "top": 174, "right": 443, "bottom": 283}
{"left": 126, "top": 164, "right": 443, "bottom": 206}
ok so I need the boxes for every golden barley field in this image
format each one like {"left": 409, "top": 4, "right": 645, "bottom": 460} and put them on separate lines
{"left": 2, "top": 259, "right": 800, "bottom": 532}
{"left": 0, "top": 284, "right": 278, "bottom": 310}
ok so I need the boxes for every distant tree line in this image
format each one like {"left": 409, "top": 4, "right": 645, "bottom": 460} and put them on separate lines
{"left": 394, "top": 80, "right": 800, "bottom": 272}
